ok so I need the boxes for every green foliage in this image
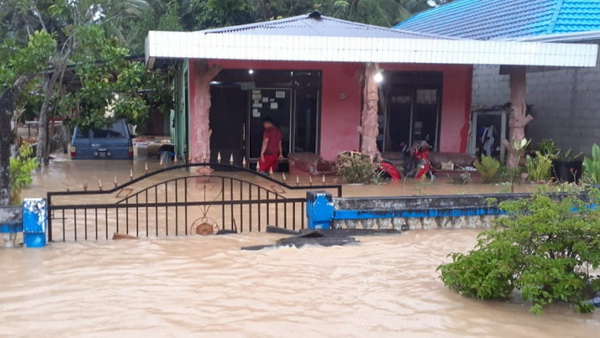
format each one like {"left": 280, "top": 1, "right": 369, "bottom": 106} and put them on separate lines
{"left": 337, "top": 152, "right": 377, "bottom": 184}
{"left": 473, "top": 155, "right": 500, "bottom": 184}
{"left": 536, "top": 139, "right": 559, "bottom": 157}
{"left": 0, "top": 30, "right": 55, "bottom": 90}
{"left": 9, "top": 146, "right": 38, "bottom": 204}
{"left": 583, "top": 144, "right": 600, "bottom": 185}
{"left": 526, "top": 151, "right": 553, "bottom": 182}
{"left": 438, "top": 188, "right": 600, "bottom": 314}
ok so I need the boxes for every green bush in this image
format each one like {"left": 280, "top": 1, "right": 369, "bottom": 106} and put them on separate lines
{"left": 9, "top": 146, "right": 38, "bottom": 204}
{"left": 473, "top": 155, "right": 500, "bottom": 183}
{"left": 337, "top": 152, "right": 377, "bottom": 184}
{"left": 438, "top": 188, "right": 600, "bottom": 314}
{"left": 583, "top": 144, "right": 600, "bottom": 185}
{"left": 535, "top": 139, "right": 559, "bottom": 157}
{"left": 525, "top": 151, "right": 553, "bottom": 182}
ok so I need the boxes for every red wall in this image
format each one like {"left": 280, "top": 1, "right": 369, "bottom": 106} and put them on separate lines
{"left": 191, "top": 60, "right": 473, "bottom": 161}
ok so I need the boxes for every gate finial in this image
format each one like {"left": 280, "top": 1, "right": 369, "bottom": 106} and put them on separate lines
{"left": 98, "top": 179, "right": 103, "bottom": 191}
{"left": 282, "top": 172, "right": 286, "bottom": 181}
{"left": 144, "top": 162, "right": 149, "bottom": 173}
{"left": 229, "top": 153, "right": 234, "bottom": 165}
{"left": 83, "top": 180, "right": 88, "bottom": 191}
{"left": 114, "top": 176, "right": 118, "bottom": 188}
{"left": 242, "top": 157, "right": 247, "bottom": 168}
{"left": 217, "top": 152, "right": 221, "bottom": 163}
{"left": 129, "top": 168, "right": 134, "bottom": 181}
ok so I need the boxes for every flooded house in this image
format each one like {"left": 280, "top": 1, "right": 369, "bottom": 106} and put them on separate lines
{"left": 145, "top": 11, "right": 597, "bottom": 167}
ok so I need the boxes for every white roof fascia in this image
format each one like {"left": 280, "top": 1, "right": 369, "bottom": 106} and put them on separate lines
{"left": 146, "top": 31, "right": 598, "bottom": 68}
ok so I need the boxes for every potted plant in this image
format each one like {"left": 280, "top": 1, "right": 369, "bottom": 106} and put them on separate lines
{"left": 535, "top": 139, "right": 583, "bottom": 183}
{"left": 583, "top": 144, "right": 600, "bottom": 187}
{"left": 552, "top": 148, "right": 583, "bottom": 183}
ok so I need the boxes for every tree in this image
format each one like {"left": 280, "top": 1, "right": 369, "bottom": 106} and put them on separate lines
{"left": 2, "top": 0, "right": 172, "bottom": 165}
{"left": 0, "top": 31, "right": 55, "bottom": 206}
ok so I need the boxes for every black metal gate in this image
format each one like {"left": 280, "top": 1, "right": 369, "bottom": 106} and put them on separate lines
{"left": 47, "top": 163, "right": 342, "bottom": 242}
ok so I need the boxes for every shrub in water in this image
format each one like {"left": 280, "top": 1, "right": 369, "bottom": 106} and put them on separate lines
{"left": 438, "top": 187, "right": 600, "bottom": 314}
{"left": 525, "top": 151, "right": 553, "bottom": 182}
{"left": 337, "top": 152, "right": 377, "bottom": 184}
{"left": 9, "top": 146, "right": 38, "bottom": 204}
{"left": 473, "top": 155, "right": 500, "bottom": 184}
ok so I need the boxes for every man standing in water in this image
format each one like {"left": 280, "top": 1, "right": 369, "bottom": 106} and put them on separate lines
{"left": 258, "top": 117, "right": 283, "bottom": 175}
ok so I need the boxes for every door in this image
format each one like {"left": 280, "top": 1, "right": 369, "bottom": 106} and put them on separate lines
{"left": 469, "top": 110, "right": 507, "bottom": 160}
{"left": 384, "top": 90, "right": 413, "bottom": 152}
{"left": 412, "top": 89, "right": 440, "bottom": 147}
{"left": 293, "top": 88, "right": 319, "bottom": 153}
{"left": 209, "top": 85, "right": 247, "bottom": 164}
{"left": 247, "top": 88, "right": 292, "bottom": 159}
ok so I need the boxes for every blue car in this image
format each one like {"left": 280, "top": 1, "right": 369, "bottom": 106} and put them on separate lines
{"left": 70, "top": 120, "right": 133, "bottom": 159}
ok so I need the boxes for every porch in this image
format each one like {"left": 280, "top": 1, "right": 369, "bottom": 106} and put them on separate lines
{"left": 147, "top": 12, "right": 597, "bottom": 171}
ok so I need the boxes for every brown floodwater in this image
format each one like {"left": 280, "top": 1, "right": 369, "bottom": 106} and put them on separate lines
{"left": 5, "top": 156, "right": 597, "bottom": 336}
{"left": 1, "top": 230, "right": 599, "bottom": 337}
{"left": 22, "top": 154, "right": 540, "bottom": 199}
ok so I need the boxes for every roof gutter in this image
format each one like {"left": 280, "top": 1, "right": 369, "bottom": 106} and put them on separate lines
{"left": 508, "top": 30, "right": 600, "bottom": 43}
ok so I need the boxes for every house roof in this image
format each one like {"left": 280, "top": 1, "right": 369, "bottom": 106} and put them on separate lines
{"left": 395, "top": 0, "right": 600, "bottom": 40}
{"left": 203, "top": 11, "right": 449, "bottom": 39}
{"left": 145, "top": 12, "right": 598, "bottom": 69}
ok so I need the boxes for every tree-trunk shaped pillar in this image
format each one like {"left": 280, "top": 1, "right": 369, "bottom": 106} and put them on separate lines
{"left": 503, "top": 66, "right": 533, "bottom": 168}
{"left": 189, "top": 61, "right": 221, "bottom": 174}
{"left": 358, "top": 63, "right": 380, "bottom": 157}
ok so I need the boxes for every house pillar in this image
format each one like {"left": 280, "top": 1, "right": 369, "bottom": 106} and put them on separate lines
{"left": 504, "top": 66, "right": 533, "bottom": 168}
{"left": 189, "top": 60, "right": 221, "bottom": 171}
{"left": 358, "top": 63, "right": 380, "bottom": 157}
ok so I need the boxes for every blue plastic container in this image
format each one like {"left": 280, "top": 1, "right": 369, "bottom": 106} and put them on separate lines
{"left": 22, "top": 199, "right": 47, "bottom": 248}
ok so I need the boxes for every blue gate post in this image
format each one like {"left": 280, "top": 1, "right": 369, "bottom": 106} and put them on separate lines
{"left": 23, "top": 198, "right": 47, "bottom": 248}
{"left": 306, "top": 191, "right": 334, "bottom": 230}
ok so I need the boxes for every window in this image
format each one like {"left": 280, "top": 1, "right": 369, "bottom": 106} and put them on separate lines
{"left": 75, "top": 129, "right": 89, "bottom": 138}
{"left": 93, "top": 122, "right": 127, "bottom": 138}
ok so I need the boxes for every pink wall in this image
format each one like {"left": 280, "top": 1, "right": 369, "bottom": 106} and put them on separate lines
{"left": 380, "top": 63, "right": 473, "bottom": 153}
{"left": 206, "top": 60, "right": 363, "bottom": 161}
{"left": 190, "top": 60, "right": 473, "bottom": 161}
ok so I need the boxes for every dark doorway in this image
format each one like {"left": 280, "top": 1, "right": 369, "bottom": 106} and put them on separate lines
{"left": 381, "top": 72, "right": 443, "bottom": 151}
{"left": 209, "top": 85, "right": 247, "bottom": 164}
{"left": 248, "top": 88, "right": 292, "bottom": 158}
{"left": 294, "top": 88, "right": 319, "bottom": 153}
{"left": 208, "top": 69, "right": 321, "bottom": 167}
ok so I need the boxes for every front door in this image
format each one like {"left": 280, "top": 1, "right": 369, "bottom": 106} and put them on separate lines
{"left": 209, "top": 85, "right": 246, "bottom": 164}
{"left": 381, "top": 72, "right": 443, "bottom": 151}
{"left": 247, "top": 88, "right": 292, "bottom": 159}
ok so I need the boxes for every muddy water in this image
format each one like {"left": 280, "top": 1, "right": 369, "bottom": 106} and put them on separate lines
{"left": 1, "top": 230, "right": 598, "bottom": 337}
{"left": 23, "top": 154, "right": 539, "bottom": 200}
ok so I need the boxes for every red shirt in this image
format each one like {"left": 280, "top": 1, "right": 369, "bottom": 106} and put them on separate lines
{"left": 263, "top": 127, "right": 282, "bottom": 156}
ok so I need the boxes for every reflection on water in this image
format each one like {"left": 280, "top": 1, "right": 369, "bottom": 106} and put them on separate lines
{"left": 1, "top": 230, "right": 598, "bottom": 337}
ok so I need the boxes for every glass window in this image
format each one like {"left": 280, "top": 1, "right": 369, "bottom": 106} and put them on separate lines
{"left": 93, "top": 122, "right": 126, "bottom": 138}
{"left": 75, "top": 129, "right": 88, "bottom": 138}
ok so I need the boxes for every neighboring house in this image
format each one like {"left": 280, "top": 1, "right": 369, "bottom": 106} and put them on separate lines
{"left": 145, "top": 11, "right": 596, "bottom": 166}
{"left": 396, "top": 0, "right": 600, "bottom": 154}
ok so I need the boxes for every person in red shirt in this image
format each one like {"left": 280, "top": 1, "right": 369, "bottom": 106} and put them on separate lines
{"left": 258, "top": 117, "right": 283, "bottom": 175}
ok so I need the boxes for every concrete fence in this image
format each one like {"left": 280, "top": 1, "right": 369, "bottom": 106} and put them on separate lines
{"left": 305, "top": 191, "right": 532, "bottom": 231}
